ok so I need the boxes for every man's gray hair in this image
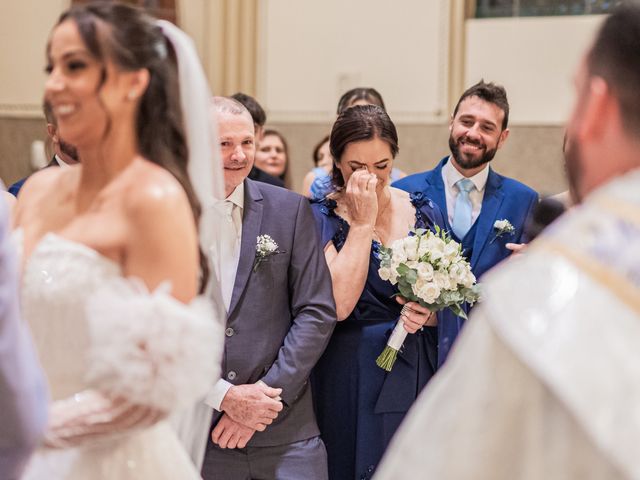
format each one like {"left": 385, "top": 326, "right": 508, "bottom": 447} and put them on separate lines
{"left": 212, "top": 96, "right": 251, "bottom": 116}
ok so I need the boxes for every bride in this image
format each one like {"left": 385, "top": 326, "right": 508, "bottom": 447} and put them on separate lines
{"left": 14, "top": 3, "right": 225, "bottom": 479}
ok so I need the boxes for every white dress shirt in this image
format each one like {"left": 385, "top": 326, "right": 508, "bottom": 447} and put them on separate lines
{"left": 53, "top": 154, "right": 70, "bottom": 168}
{"left": 205, "top": 183, "right": 244, "bottom": 411}
{"left": 441, "top": 156, "right": 490, "bottom": 226}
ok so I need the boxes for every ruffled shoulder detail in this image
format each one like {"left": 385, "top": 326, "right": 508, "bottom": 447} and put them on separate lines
{"left": 311, "top": 198, "right": 348, "bottom": 249}
{"left": 85, "top": 277, "right": 223, "bottom": 412}
{"left": 409, "top": 191, "right": 435, "bottom": 210}
{"left": 410, "top": 192, "right": 445, "bottom": 232}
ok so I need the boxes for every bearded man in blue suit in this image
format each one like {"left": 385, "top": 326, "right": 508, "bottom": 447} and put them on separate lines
{"left": 393, "top": 81, "right": 538, "bottom": 364}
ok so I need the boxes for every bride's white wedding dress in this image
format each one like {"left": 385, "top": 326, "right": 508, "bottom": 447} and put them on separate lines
{"left": 18, "top": 232, "right": 223, "bottom": 479}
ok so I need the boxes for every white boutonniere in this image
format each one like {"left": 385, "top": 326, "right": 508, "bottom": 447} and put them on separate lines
{"left": 491, "top": 219, "right": 515, "bottom": 244}
{"left": 254, "top": 234, "right": 282, "bottom": 271}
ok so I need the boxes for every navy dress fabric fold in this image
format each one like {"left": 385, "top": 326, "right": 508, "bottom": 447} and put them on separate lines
{"left": 310, "top": 193, "right": 445, "bottom": 480}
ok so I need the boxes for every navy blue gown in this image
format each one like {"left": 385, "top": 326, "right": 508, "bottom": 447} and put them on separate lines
{"left": 310, "top": 192, "right": 446, "bottom": 480}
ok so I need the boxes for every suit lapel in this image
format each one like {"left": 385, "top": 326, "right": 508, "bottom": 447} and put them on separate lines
{"left": 228, "top": 179, "right": 263, "bottom": 318}
{"left": 424, "top": 158, "right": 450, "bottom": 229}
{"left": 470, "top": 168, "right": 504, "bottom": 270}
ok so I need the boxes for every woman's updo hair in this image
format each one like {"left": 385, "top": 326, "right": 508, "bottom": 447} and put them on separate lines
{"left": 56, "top": 2, "right": 208, "bottom": 290}
{"left": 329, "top": 105, "right": 399, "bottom": 190}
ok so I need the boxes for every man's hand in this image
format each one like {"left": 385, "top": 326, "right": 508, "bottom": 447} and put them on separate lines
{"left": 506, "top": 242, "right": 527, "bottom": 257}
{"left": 211, "top": 413, "right": 255, "bottom": 449}
{"left": 220, "top": 382, "right": 283, "bottom": 431}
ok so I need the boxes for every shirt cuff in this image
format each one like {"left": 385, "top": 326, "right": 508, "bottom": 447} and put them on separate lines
{"left": 204, "top": 379, "right": 233, "bottom": 411}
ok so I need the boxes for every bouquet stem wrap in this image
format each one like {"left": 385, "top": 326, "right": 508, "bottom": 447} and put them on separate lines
{"left": 376, "top": 317, "right": 408, "bottom": 371}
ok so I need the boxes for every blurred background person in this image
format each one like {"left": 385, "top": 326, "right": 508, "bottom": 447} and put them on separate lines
{"left": 255, "top": 128, "right": 292, "bottom": 189}
{"left": 301, "top": 134, "right": 331, "bottom": 198}
{"left": 9, "top": 101, "right": 79, "bottom": 197}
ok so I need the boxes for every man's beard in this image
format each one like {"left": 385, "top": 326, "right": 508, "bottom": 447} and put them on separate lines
{"left": 448, "top": 133, "right": 497, "bottom": 170}
{"left": 59, "top": 138, "right": 79, "bottom": 162}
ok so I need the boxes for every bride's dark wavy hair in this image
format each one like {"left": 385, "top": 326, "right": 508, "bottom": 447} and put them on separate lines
{"left": 54, "top": 2, "right": 209, "bottom": 292}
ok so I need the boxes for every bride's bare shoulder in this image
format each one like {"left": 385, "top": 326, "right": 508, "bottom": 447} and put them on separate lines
{"left": 122, "top": 159, "right": 193, "bottom": 224}
{"left": 14, "top": 166, "right": 79, "bottom": 222}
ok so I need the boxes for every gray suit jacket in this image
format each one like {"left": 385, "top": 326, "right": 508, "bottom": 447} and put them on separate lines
{"left": 213, "top": 179, "right": 336, "bottom": 448}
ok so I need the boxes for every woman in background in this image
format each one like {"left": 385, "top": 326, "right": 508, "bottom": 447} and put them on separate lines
{"left": 255, "top": 128, "right": 292, "bottom": 188}
{"left": 301, "top": 134, "right": 332, "bottom": 199}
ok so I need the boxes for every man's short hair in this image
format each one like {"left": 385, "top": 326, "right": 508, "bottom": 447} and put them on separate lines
{"left": 212, "top": 96, "right": 251, "bottom": 117}
{"left": 231, "top": 92, "right": 266, "bottom": 127}
{"left": 453, "top": 80, "right": 510, "bottom": 130}
{"left": 587, "top": 4, "right": 640, "bottom": 138}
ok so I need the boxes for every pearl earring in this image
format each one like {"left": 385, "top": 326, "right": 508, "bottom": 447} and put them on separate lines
{"left": 127, "top": 90, "right": 137, "bottom": 100}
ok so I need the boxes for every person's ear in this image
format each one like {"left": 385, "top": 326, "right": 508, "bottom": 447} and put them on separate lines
{"left": 497, "top": 128, "right": 509, "bottom": 149}
{"left": 47, "top": 123, "right": 58, "bottom": 143}
{"left": 577, "top": 76, "right": 610, "bottom": 143}
{"left": 125, "top": 68, "right": 150, "bottom": 101}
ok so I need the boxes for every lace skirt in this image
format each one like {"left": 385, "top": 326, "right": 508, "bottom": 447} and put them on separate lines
{"left": 22, "top": 421, "right": 201, "bottom": 480}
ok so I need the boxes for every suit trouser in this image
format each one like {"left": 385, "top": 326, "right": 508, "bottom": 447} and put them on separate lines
{"left": 201, "top": 435, "right": 328, "bottom": 480}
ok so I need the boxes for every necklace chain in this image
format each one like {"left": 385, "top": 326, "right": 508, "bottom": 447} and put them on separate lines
{"left": 373, "top": 193, "right": 392, "bottom": 243}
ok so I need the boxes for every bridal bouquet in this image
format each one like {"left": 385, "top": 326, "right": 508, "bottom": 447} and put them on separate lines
{"left": 376, "top": 227, "right": 480, "bottom": 371}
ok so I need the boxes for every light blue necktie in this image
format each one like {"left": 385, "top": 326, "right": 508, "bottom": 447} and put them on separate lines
{"left": 452, "top": 178, "right": 475, "bottom": 239}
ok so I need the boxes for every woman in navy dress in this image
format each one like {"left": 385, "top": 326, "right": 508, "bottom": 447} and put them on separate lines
{"left": 311, "top": 105, "right": 446, "bottom": 480}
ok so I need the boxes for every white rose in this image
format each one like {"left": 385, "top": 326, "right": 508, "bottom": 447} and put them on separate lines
{"left": 448, "top": 263, "right": 465, "bottom": 284}
{"left": 416, "top": 280, "right": 440, "bottom": 304}
{"left": 462, "top": 269, "right": 476, "bottom": 288}
{"left": 426, "top": 236, "right": 445, "bottom": 262}
{"left": 433, "top": 271, "right": 452, "bottom": 290}
{"left": 391, "top": 239, "right": 408, "bottom": 264}
{"left": 389, "top": 270, "right": 399, "bottom": 285}
{"left": 406, "top": 260, "right": 419, "bottom": 270}
{"left": 444, "top": 241, "right": 459, "bottom": 260}
{"left": 417, "top": 236, "right": 430, "bottom": 257}
{"left": 403, "top": 236, "right": 419, "bottom": 261}
{"left": 416, "top": 262, "right": 434, "bottom": 281}
{"left": 379, "top": 267, "right": 392, "bottom": 281}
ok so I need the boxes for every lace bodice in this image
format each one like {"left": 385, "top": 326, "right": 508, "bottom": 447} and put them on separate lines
{"left": 18, "top": 231, "right": 223, "bottom": 414}
{"left": 21, "top": 233, "right": 122, "bottom": 401}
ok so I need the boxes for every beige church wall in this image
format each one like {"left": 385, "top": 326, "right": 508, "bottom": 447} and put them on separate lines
{"left": 465, "top": 15, "right": 604, "bottom": 125}
{"left": 0, "top": 0, "right": 69, "bottom": 185}
{"left": 0, "top": 1, "right": 598, "bottom": 197}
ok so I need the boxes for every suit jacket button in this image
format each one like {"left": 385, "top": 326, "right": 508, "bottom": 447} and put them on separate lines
{"left": 227, "top": 371, "right": 237, "bottom": 381}
{"left": 225, "top": 327, "right": 235, "bottom": 337}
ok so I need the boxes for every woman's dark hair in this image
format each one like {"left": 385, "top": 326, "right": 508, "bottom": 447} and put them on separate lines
{"left": 262, "top": 129, "right": 292, "bottom": 188}
{"left": 55, "top": 2, "right": 208, "bottom": 291}
{"left": 336, "top": 87, "right": 386, "bottom": 115}
{"left": 312, "top": 134, "right": 330, "bottom": 166}
{"left": 329, "top": 105, "right": 399, "bottom": 190}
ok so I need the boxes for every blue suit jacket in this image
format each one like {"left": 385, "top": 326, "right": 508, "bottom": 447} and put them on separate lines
{"left": 393, "top": 157, "right": 538, "bottom": 363}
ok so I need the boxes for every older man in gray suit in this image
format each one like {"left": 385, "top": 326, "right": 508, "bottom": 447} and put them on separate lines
{"left": 201, "top": 97, "right": 336, "bottom": 480}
